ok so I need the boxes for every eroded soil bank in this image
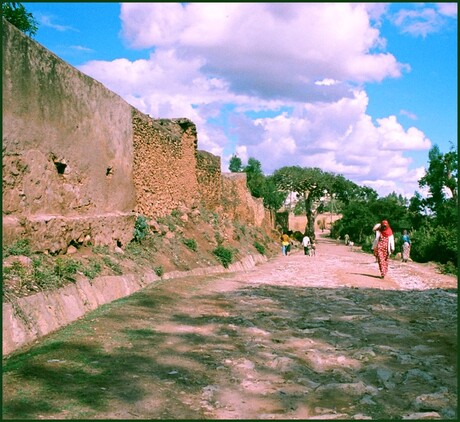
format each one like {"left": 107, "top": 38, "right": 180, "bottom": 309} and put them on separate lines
{"left": 2, "top": 236, "right": 457, "bottom": 420}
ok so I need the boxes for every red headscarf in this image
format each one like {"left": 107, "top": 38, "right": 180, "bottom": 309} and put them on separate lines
{"left": 380, "top": 220, "right": 393, "bottom": 237}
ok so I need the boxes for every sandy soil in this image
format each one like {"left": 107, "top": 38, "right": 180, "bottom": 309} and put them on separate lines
{"left": 2, "top": 234, "right": 457, "bottom": 420}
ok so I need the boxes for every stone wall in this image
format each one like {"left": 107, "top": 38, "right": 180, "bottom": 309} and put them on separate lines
{"left": 2, "top": 19, "right": 273, "bottom": 254}
{"left": 132, "top": 109, "right": 201, "bottom": 218}
{"left": 196, "top": 150, "right": 222, "bottom": 211}
{"left": 221, "top": 173, "right": 266, "bottom": 226}
{"left": 2, "top": 20, "right": 136, "bottom": 252}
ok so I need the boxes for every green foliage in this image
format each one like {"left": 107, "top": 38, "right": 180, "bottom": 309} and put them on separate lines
{"left": 253, "top": 242, "right": 265, "bottom": 255}
{"left": 410, "top": 225, "right": 457, "bottom": 266}
{"left": 291, "top": 231, "right": 304, "bottom": 242}
{"left": 262, "top": 175, "right": 287, "bottom": 211}
{"left": 54, "top": 258, "right": 80, "bottom": 282}
{"left": 133, "top": 215, "right": 149, "bottom": 242}
{"left": 419, "top": 144, "right": 458, "bottom": 216}
{"left": 331, "top": 201, "right": 376, "bottom": 243}
{"left": 244, "top": 158, "right": 265, "bottom": 198}
{"left": 154, "top": 266, "right": 164, "bottom": 277}
{"left": 82, "top": 259, "right": 102, "bottom": 280}
{"left": 212, "top": 246, "right": 233, "bottom": 268}
{"left": 3, "top": 239, "right": 31, "bottom": 257}
{"left": 438, "top": 261, "right": 457, "bottom": 275}
{"left": 2, "top": 2, "right": 38, "bottom": 36}
{"left": 229, "top": 155, "right": 243, "bottom": 172}
{"left": 102, "top": 257, "right": 122, "bottom": 275}
{"left": 182, "top": 238, "right": 197, "bottom": 252}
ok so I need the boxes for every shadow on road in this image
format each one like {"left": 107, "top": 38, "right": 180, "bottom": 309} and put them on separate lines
{"left": 3, "top": 278, "right": 457, "bottom": 420}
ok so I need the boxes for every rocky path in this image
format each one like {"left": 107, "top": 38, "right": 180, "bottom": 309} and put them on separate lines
{"left": 2, "top": 236, "right": 457, "bottom": 420}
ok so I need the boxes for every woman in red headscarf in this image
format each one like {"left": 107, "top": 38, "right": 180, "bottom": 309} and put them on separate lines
{"left": 372, "top": 220, "right": 395, "bottom": 278}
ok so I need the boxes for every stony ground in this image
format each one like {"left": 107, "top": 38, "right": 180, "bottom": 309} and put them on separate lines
{"left": 2, "top": 235, "right": 457, "bottom": 420}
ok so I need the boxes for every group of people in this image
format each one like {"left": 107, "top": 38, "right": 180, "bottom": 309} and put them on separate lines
{"left": 280, "top": 220, "right": 412, "bottom": 280}
{"left": 280, "top": 232, "right": 316, "bottom": 256}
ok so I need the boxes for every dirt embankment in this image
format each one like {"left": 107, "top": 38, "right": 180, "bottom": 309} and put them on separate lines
{"left": 2, "top": 235, "right": 457, "bottom": 420}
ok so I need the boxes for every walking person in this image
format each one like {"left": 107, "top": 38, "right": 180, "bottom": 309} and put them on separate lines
{"left": 302, "top": 233, "right": 311, "bottom": 256}
{"left": 372, "top": 220, "right": 395, "bottom": 279}
{"left": 401, "top": 229, "right": 411, "bottom": 262}
{"left": 281, "top": 233, "right": 290, "bottom": 256}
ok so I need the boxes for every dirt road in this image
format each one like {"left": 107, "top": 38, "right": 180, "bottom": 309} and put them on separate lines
{"left": 3, "top": 236, "right": 457, "bottom": 420}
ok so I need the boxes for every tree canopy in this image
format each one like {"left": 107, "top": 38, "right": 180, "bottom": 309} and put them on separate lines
{"left": 273, "top": 166, "right": 346, "bottom": 237}
{"left": 228, "top": 155, "right": 243, "bottom": 173}
{"left": 2, "top": 2, "right": 38, "bottom": 36}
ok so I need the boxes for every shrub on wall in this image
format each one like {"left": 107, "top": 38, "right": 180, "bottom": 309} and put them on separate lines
{"left": 253, "top": 241, "right": 265, "bottom": 255}
{"left": 133, "top": 215, "right": 149, "bottom": 242}
{"left": 212, "top": 246, "right": 233, "bottom": 268}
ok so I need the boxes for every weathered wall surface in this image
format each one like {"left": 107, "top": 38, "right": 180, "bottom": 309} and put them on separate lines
{"left": 132, "top": 110, "right": 202, "bottom": 218}
{"left": 2, "top": 20, "right": 271, "bottom": 254}
{"left": 196, "top": 150, "right": 222, "bottom": 211}
{"left": 2, "top": 20, "right": 136, "bottom": 252}
{"left": 221, "top": 173, "right": 267, "bottom": 226}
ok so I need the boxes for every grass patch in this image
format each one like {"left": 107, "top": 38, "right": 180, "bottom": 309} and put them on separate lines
{"left": 82, "top": 259, "right": 102, "bottom": 280}
{"left": 101, "top": 257, "right": 122, "bottom": 275}
{"left": 3, "top": 239, "right": 32, "bottom": 257}
{"left": 182, "top": 238, "right": 197, "bottom": 252}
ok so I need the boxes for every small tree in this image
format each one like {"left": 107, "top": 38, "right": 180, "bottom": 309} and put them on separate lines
{"left": 2, "top": 2, "right": 38, "bottom": 36}
{"left": 228, "top": 155, "right": 243, "bottom": 173}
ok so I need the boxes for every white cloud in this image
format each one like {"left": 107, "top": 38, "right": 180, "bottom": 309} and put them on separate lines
{"left": 399, "top": 109, "right": 417, "bottom": 120}
{"left": 76, "top": 3, "right": 435, "bottom": 198}
{"left": 436, "top": 3, "right": 458, "bottom": 18}
{"left": 391, "top": 4, "right": 455, "bottom": 37}
{"left": 70, "top": 45, "right": 94, "bottom": 52}
{"left": 36, "top": 13, "right": 77, "bottom": 32}
{"left": 120, "top": 2, "right": 407, "bottom": 99}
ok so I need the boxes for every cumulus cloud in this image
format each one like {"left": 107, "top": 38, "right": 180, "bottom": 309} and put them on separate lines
{"left": 120, "top": 2, "right": 407, "bottom": 97}
{"left": 76, "top": 3, "right": 437, "bottom": 198}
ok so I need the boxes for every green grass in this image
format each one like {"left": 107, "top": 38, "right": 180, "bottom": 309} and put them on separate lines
{"left": 182, "top": 238, "right": 197, "bottom": 252}
{"left": 101, "top": 257, "right": 122, "bottom": 275}
{"left": 253, "top": 241, "right": 265, "bottom": 255}
{"left": 3, "top": 238, "right": 32, "bottom": 257}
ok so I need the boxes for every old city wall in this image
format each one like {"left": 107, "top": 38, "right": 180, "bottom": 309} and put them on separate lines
{"left": 132, "top": 110, "right": 201, "bottom": 218}
{"left": 2, "top": 20, "right": 268, "bottom": 254}
{"left": 2, "top": 20, "right": 136, "bottom": 253}
{"left": 221, "top": 173, "right": 273, "bottom": 229}
{"left": 2, "top": 20, "right": 275, "bottom": 356}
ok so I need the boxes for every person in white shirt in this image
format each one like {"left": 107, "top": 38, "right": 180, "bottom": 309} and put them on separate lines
{"left": 302, "top": 234, "right": 311, "bottom": 256}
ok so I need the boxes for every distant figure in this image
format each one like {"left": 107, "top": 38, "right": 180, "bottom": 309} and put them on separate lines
{"left": 281, "top": 233, "right": 290, "bottom": 256}
{"left": 302, "top": 234, "right": 311, "bottom": 256}
{"left": 401, "top": 230, "right": 411, "bottom": 263}
{"left": 372, "top": 220, "right": 395, "bottom": 279}
{"left": 348, "top": 241, "right": 355, "bottom": 251}
{"left": 344, "top": 234, "right": 350, "bottom": 245}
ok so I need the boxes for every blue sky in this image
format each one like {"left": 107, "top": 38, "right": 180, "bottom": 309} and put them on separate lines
{"left": 24, "top": 2, "right": 457, "bottom": 198}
